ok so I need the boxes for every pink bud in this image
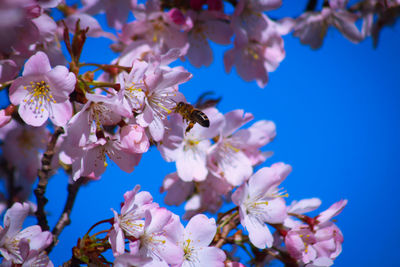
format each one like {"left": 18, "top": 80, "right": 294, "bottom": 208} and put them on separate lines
{"left": 168, "top": 8, "right": 186, "bottom": 25}
{"left": 120, "top": 124, "right": 150, "bottom": 154}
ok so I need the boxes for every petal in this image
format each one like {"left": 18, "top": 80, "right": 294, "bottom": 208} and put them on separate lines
{"left": 109, "top": 228, "right": 125, "bottom": 256}
{"left": 184, "top": 214, "right": 216, "bottom": 248}
{"left": 187, "top": 34, "right": 213, "bottom": 67}
{"left": 49, "top": 101, "right": 72, "bottom": 126}
{"left": 22, "top": 51, "right": 51, "bottom": 76}
{"left": 248, "top": 167, "right": 283, "bottom": 198}
{"left": 4, "top": 203, "right": 30, "bottom": 237}
{"left": 316, "top": 199, "right": 347, "bottom": 224}
{"left": 176, "top": 146, "right": 208, "bottom": 182}
{"left": 220, "top": 150, "right": 253, "bottom": 186}
{"left": 244, "top": 215, "right": 273, "bottom": 249}
{"left": 231, "top": 183, "right": 248, "bottom": 206}
{"left": 222, "top": 110, "right": 254, "bottom": 137}
{"left": 107, "top": 143, "right": 141, "bottom": 173}
{"left": 148, "top": 115, "right": 165, "bottom": 142}
{"left": 46, "top": 66, "right": 76, "bottom": 102}
{"left": 28, "top": 230, "right": 52, "bottom": 251}
{"left": 9, "top": 76, "right": 30, "bottom": 105}
{"left": 186, "top": 246, "right": 226, "bottom": 267}
{"left": 288, "top": 198, "right": 322, "bottom": 214}
{"left": 146, "top": 208, "right": 172, "bottom": 234}
{"left": 18, "top": 101, "right": 49, "bottom": 127}
{"left": 259, "top": 198, "right": 287, "bottom": 224}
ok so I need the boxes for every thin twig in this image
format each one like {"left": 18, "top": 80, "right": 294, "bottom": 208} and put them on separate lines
{"left": 215, "top": 213, "right": 239, "bottom": 248}
{"left": 34, "top": 126, "right": 65, "bottom": 231}
{"left": 47, "top": 178, "right": 84, "bottom": 253}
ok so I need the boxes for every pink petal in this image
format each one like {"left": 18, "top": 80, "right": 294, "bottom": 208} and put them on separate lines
{"left": 244, "top": 214, "right": 273, "bottom": 249}
{"left": 248, "top": 167, "right": 284, "bottom": 197}
{"left": 46, "top": 66, "right": 76, "bottom": 102}
{"left": 18, "top": 101, "right": 49, "bottom": 127}
{"left": 176, "top": 147, "right": 208, "bottom": 182}
{"left": 316, "top": 199, "right": 347, "bottom": 224}
{"left": 9, "top": 76, "right": 30, "bottom": 105}
{"left": 22, "top": 51, "right": 51, "bottom": 76}
{"left": 184, "top": 214, "right": 216, "bottom": 248}
{"left": 49, "top": 101, "right": 72, "bottom": 126}
{"left": 190, "top": 246, "right": 226, "bottom": 267}
{"left": 222, "top": 109, "right": 254, "bottom": 137}
{"left": 4, "top": 202, "right": 30, "bottom": 237}
{"left": 288, "top": 198, "right": 322, "bottom": 214}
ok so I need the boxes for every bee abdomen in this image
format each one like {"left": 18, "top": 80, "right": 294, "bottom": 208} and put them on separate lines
{"left": 192, "top": 110, "right": 210, "bottom": 127}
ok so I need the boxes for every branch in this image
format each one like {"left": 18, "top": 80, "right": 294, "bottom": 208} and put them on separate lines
{"left": 214, "top": 213, "right": 239, "bottom": 248}
{"left": 47, "top": 177, "right": 84, "bottom": 253}
{"left": 34, "top": 126, "right": 65, "bottom": 231}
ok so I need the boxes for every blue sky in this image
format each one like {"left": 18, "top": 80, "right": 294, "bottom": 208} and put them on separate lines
{"left": 3, "top": 1, "right": 400, "bottom": 266}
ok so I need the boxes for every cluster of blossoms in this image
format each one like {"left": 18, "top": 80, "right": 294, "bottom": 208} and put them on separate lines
{"left": 0, "top": 0, "right": 394, "bottom": 265}
{"left": 0, "top": 202, "right": 53, "bottom": 266}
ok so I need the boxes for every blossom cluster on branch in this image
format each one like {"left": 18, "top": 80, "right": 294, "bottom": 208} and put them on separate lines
{"left": 0, "top": 0, "right": 396, "bottom": 266}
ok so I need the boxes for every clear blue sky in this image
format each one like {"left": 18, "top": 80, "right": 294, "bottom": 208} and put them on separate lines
{"left": 9, "top": 1, "right": 400, "bottom": 266}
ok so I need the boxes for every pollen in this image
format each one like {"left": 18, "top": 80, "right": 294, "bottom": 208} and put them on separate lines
{"left": 22, "top": 79, "right": 57, "bottom": 119}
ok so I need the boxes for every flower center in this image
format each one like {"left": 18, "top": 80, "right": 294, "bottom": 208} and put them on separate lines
{"left": 23, "top": 80, "right": 56, "bottom": 117}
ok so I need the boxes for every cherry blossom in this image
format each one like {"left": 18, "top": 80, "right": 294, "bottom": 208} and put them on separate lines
{"left": 71, "top": 136, "right": 141, "bottom": 181}
{"left": 232, "top": 163, "right": 291, "bottom": 248}
{"left": 132, "top": 208, "right": 184, "bottom": 266}
{"left": 177, "top": 214, "right": 226, "bottom": 267}
{"left": 109, "top": 186, "right": 157, "bottom": 256}
{"left": 135, "top": 64, "right": 191, "bottom": 142}
{"left": 159, "top": 108, "right": 224, "bottom": 182}
{"left": 285, "top": 200, "right": 348, "bottom": 266}
{"left": 0, "top": 202, "right": 53, "bottom": 265}
{"left": 293, "top": 1, "right": 363, "bottom": 49}
{"left": 9, "top": 52, "right": 76, "bottom": 126}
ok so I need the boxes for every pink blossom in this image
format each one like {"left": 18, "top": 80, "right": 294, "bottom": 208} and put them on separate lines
{"left": 133, "top": 207, "right": 184, "bottom": 266}
{"left": 9, "top": 51, "right": 76, "bottom": 126}
{"left": 224, "top": 32, "right": 285, "bottom": 88}
{"left": 80, "top": 0, "right": 134, "bottom": 30}
{"left": 0, "top": 203, "right": 53, "bottom": 265}
{"left": 135, "top": 65, "right": 191, "bottom": 142}
{"left": 71, "top": 136, "right": 141, "bottom": 181}
{"left": 232, "top": 163, "right": 291, "bottom": 248}
{"left": 186, "top": 11, "right": 233, "bottom": 67}
{"left": 159, "top": 108, "right": 224, "bottom": 182}
{"left": 160, "top": 172, "right": 195, "bottom": 206}
{"left": 119, "top": 0, "right": 189, "bottom": 55}
{"left": 183, "top": 173, "right": 232, "bottom": 219}
{"left": 65, "top": 92, "right": 130, "bottom": 147}
{"left": 176, "top": 214, "right": 226, "bottom": 267}
{"left": 109, "top": 185, "right": 156, "bottom": 256}
{"left": 285, "top": 200, "right": 347, "bottom": 266}
{"left": 232, "top": 0, "right": 281, "bottom": 42}
{"left": 120, "top": 124, "right": 150, "bottom": 154}
{"left": 293, "top": 7, "right": 363, "bottom": 49}
{"left": 117, "top": 59, "right": 148, "bottom": 115}
{"left": 1, "top": 121, "right": 48, "bottom": 186}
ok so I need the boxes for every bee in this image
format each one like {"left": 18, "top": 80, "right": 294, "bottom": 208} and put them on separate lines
{"left": 173, "top": 101, "right": 210, "bottom": 133}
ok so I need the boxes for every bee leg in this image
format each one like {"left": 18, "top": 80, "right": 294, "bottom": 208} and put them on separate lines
{"left": 185, "top": 122, "right": 194, "bottom": 134}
